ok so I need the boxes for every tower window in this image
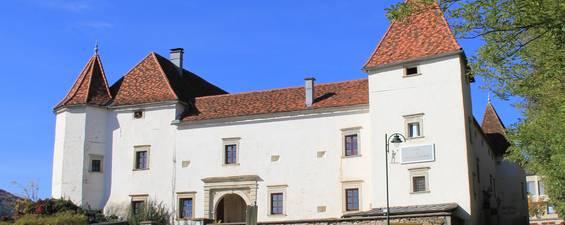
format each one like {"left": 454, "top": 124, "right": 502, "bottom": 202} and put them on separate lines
{"left": 405, "top": 66, "right": 419, "bottom": 76}
{"left": 91, "top": 159, "right": 101, "bottom": 172}
{"left": 133, "top": 110, "right": 144, "bottom": 119}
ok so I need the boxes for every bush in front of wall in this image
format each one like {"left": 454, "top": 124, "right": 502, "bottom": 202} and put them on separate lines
{"left": 11, "top": 211, "right": 88, "bottom": 225}
{"left": 127, "top": 200, "right": 171, "bottom": 225}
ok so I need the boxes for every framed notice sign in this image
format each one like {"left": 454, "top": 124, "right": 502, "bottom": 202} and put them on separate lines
{"left": 400, "top": 144, "right": 435, "bottom": 164}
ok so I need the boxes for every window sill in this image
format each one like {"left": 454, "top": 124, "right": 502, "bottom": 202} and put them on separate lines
{"left": 403, "top": 73, "right": 422, "bottom": 78}
{"left": 268, "top": 213, "right": 287, "bottom": 217}
{"left": 344, "top": 210, "right": 361, "bottom": 213}
{"left": 410, "top": 191, "right": 430, "bottom": 194}
{"left": 176, "top": 218, "right": 194, "bottom": 221}
{"left": 407, "top": 136, "right": 425, "bottom": 140}
{"left": 133, "top": 168, "right": 150, "bottom": 171}
{"left": 222, "top": 163, "right": 240, "bottom": 167}
{"left": 342, "top": 154, "right": 362, "bottom": 159}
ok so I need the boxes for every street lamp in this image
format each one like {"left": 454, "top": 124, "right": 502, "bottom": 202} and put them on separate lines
{"left": 384, "top": 133, "right": 406, "bottom": 225}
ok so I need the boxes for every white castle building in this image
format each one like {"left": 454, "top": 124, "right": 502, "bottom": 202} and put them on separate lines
{"left": 51, "top": 3, "right": 528, "bottom": 225}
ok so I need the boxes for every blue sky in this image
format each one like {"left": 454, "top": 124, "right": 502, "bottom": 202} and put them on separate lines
{"left": 0, "top": 0, "right": 521, "bottom": 198}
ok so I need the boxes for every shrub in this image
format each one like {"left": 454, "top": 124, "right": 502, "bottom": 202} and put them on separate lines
{"left": 127, "top": 200, "right": 171, "bottom": 225}
{"left": 12, "top": 212, "right": 87, "bottom": 225}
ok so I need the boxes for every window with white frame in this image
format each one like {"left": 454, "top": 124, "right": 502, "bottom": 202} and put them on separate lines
{"left": 177, "top": 192, "right": 195, "bottom": 219}
{"left": 341, "top": 127, "right": 361, "bottom": 157}
{"left": 134, "top": 146, "right": 150, "bottom": 170}
{"left": 404, "top": 114, "right": 424, "bottom": 138}
{"left": 89, "top": 154, "right": 103, "bottom": 173}
{"left": 342, "top": 181, "right": 362, "bottom": 212}
{"left": 267, "top": 185, "right": 287, "bottom": 216}
{"left": 409, "top": 168, "right": 430, "bottom": 193}
{"left": 222, "top": 138, "right": 240, "bottom": 165}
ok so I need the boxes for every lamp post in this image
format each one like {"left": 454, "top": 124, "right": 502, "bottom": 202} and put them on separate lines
{"left": 384, "top": 133, "right": 406, "bottom": 225}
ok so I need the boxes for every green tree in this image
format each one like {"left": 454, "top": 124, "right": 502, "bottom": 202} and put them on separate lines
{"left": 386, "top": 0, "right": 564, "bottom": 215}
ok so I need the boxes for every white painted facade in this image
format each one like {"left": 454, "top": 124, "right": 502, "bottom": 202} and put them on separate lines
{"left": 52, "top": 52, "right": 528, "bottom": 225}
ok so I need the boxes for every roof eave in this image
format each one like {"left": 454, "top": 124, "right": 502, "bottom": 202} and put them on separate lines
{"left": 363, "top": 49, "right": 464, "bottom": 73}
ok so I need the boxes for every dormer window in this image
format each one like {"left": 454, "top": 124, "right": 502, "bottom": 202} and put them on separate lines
{"left": 133, "top": 110, "right": 144, "bottom": 119}
{"left": 404, "top": 66, "right": 420, "bottom": 76}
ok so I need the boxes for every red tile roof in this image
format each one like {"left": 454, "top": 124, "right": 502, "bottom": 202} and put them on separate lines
{"left": 110, "top": 52, "right": 226, "bottom": 106}
{"left": 481, "top": 102, "right": 510, "bottom": 154}
{"left": 363, "top": 0, "right": 461, "bottom": 69}
{"left": 54, "top": 54, "right": 112, "bottom": 110}
{"left": 182, "top": 78, "right": 368, "bottom": 122}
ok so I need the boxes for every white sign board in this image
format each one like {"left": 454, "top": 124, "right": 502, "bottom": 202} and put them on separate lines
{"left": 400, "top": 144, "right": 435, "bottom": 164}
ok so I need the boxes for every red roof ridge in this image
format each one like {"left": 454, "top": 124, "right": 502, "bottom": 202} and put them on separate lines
{"left": 149, "top": 52, "right": 179, "bottom": 100}
{"left": 194, "top": 78, "right": 369, "bottom": 100}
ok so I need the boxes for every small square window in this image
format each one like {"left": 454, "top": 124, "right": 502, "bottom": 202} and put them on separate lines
{"left": 225, "top": 144, "right": 237, "bottom": 164}
{"left": 404, "top": 114, "right": 424, "bottom": 138}
{"left": 344, "top": 134, "right": 359, "bottom": 156}
{"left": 91, "top": 159, "right": 102, "bottom": 172}
{"left": 133, "top": 110, "right": 144, "bottom": 119}
{"left": 270, "top": 193, "right": 284, "bottom": 215}
{"left": 410, "top": 168, "right": 429, "bottom": 193}
{"left": 408, "top": 122, "right": 421, "bottom": 138}
{"left": 405, "top": 66, "right": 419, "bottom": 76}
{"left": 412, "top": 176, "right": 427, "bottom": 192}
{"left": 179, "top": 198, "right": 193, "bottom": 219}
{"left": 345, "top": 188, "right": 359, "bottom": 211}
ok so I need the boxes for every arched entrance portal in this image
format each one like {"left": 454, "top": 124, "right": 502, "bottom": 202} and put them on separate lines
{"left": 215, "top": 194, "right": 247, "bottom": 223}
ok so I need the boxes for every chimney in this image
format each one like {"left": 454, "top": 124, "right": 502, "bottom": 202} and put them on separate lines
{"left": 170, "top": 48, "right": 184, "bottom": 74}
{"left": 304, "top": 77, "right": 315, "bottom": 107}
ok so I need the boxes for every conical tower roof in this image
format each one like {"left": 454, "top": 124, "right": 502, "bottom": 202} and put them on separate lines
{"left": 364, "top": 0, "right": 461, "bottom": 69}
{"left": 54, "top": 54, "right": 112, "bottom": 110}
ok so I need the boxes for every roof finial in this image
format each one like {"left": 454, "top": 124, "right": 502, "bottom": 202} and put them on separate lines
{"left": 94, "top": 40, "right": 99, "bottom": 54}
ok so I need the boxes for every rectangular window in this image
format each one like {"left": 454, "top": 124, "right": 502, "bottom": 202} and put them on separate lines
{"left": 412, "top": 176, "right": 427, "bottom": 192}
{"left": 132, "top": 201, "right": 145, "bottom": 215}
{"left": 225, "top": 144, "right": 237, "bottom": 164}
{"left": 179, "top": 198, "right": 193, "bottom": 219}
{"left": 538, "top": 181, "right": 545, "bottom": 196}
{"left": 270, "top": 193, "right": 284, "bottom": 215}
{"left": 130, "top": 195, "right": 147, "bottom": 215}
{"left": 344, "top": 134, "right": 359, "bottom": 156}
{"left": 408, "top": 122, "right": 420, "bottom": 137}
{"left": 135, "top": 151, "right": 148, "bottom": 170}
{"left": 410, "top": 168, "right": 430, "bottom": 193}
{"left": 404, "top": 114, "right": 424, "bottom": 138}
{"left": 133, "top": 110, "right": 144, "bottom": 119}
{"left": 405, "top": 66, "right": 419, "bottom": 76}
{"left": 89, "top": 154, "right": 103, "bottom": 173}
{"left": 91, "top": 159, "right": 101, "bottom": 172}
{"left": 345, "top": 188, "right": 359, "bottom": 211}
{"left": 341, "top": 127, "right": 361, "bottom": 157}
{"left": 527, "top": 181, "right": 536, "bottom": 196}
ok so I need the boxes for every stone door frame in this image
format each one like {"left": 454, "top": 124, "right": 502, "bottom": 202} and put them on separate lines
{"left": 202, "top": 175, "right": 262, "bottom": 219}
